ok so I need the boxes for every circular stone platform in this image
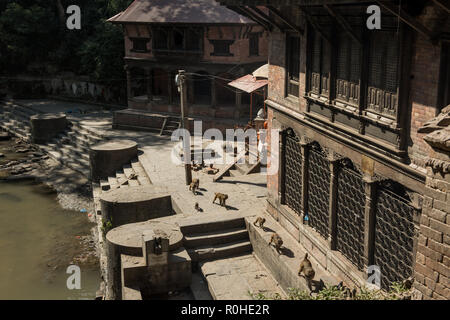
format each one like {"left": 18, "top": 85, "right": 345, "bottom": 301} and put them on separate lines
{"left": 30, "top": 113, "right": 67, "bottom": 144}
{"left": 106, "top": 220, "right": 183, "bottom": 255}
{"left": 100, "top": 185, "right": 172, "bottom": 227}
{"left": 89, "top": 139, "right": 138, "bottom": 181}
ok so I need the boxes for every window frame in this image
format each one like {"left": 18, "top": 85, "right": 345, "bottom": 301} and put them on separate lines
{"left": 209, "top": 40, "right": 234, "bottom": 57}
{"left": 286, "top": 33, "right": 301, "bottom": 98}
{"left": 130, "top": 37, "right": 150, "bottom": 53}
{"left": 249, "top": 33, "right": 260, "bottom": 56}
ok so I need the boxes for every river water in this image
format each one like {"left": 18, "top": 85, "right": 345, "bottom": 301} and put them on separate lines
{"left": 0, "top": 140, "right": 100, "bottom": 300}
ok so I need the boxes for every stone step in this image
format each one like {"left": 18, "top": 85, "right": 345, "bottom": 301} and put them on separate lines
{"left": 108, "top": 176, "right": 119, "bottom": 188}
{"left": 128, "top": 179, "right": 139, "bottom": 187}
{"left": 180, "top": 217, "right": 246, "bottom": 235}
{"left": 100, "top": 180, "right": 110, "bottom": 191}
{"left": 184, "top": 227, "right": 249, "bottom": 249}
{"left": 228, "top": 169, "right": 241, "bottom": 177}
{"left": 137, "top": 175, "right": 151, "bottom": 185}
{"left": 235, "top": 163, "right": 253, "bottom": 174}
{"left": 122, "top": 164, "right": 135, "bottom": 179}
{"left": 188, "top": 240, "right": 252, "bottom": 263}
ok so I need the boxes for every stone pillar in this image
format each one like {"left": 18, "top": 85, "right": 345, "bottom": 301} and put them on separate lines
{"left": 125, "top": 66, "right": 132, "bottom": 101}
{"left": 234, "top": 90, "right": 242, "bottom": 119}
{"left": 278, "top": 130, "right": 286, "bottom": 205}
{"left": 362, "top": 175, "right": 377, "bottom": 271}
{"left": 327, "top": 153, "right": 341, "bottom": 250}
{"left": 299, "top": 136, "right": 311, "bottom": 222}
{"left": 211, "top": 78, "right": 216, "bottom": 108}
{"left": 146, "top": 68, "right": 152, "bottom": 103}
{"left": 168, "top": 71, "right": 173, "bottom": 104}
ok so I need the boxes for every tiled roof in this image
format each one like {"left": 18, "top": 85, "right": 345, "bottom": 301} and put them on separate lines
{"left": 108, "top": 0, "right": 254, "bottom": 24}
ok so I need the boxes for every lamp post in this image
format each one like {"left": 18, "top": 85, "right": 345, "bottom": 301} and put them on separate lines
{"left": 177, "top": 70, "right": 192, "bottom": 185}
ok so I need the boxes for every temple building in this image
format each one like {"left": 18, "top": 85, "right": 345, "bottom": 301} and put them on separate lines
{"left": 218, "top": 0, "right": 449, "bottom": 299}
{"left": 108, "top": 0, "right": 268, "bottom": 133}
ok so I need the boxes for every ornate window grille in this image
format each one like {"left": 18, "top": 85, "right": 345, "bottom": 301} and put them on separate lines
{"left": 307, "top": 143, "right": 330, "bottom": 238}
{"left": 335, "top": 160, "right": 365, "bottom": 270}
{"left": 374, "top": 181, "right": 415, "bottom": 290}
{"left": 284, "top": 130, "right": 303, "bottom": 215}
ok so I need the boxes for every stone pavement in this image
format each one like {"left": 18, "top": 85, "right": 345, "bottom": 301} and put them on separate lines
{"left": 138, "top": 137, "right": 268, "bottom": 218}
{"left": 200, "top": 254, "right": 286, "bottom": 300}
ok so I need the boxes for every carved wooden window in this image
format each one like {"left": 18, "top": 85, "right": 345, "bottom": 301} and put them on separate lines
{"left": 131, "top": 38, "right": 149, "bottom": 53}
{"left": 367, "top": 31, "right": 400, "bottom": 119}
{"left": 154, "top": 27, "right": 202, "bottom": 53}
{"left": 185, "top": 28, "right": 202, "bottom": 51}
{"left": 249, "top": 33, "right": 259, "bottom": 56}
{"left": 335, "top": 30, "right": 361, "bottom": 106}
{"left": 210, "top": 40, "right": 234, "bottom": 56}
{"left": 172, "top": 29, "right": 184, "bottom": 50}
{"left": 286, "top": 34, "right": 300, "bottom": 97}
{"left": 154, "top": 29, "right": 168, "bottom": 50}
{"left": 309, "top": 29, "right": 330, "bottom": 99}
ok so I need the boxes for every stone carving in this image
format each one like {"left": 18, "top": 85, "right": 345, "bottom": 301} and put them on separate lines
{"left": 418, "top": 104, "right": 450, "bottom": 152}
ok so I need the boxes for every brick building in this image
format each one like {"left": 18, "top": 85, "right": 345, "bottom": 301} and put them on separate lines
{"left": 108, "top": 0, "right": 268, "bottom": 133}
{"left": 218, "top": 0, "right": 449, "bottom": 299}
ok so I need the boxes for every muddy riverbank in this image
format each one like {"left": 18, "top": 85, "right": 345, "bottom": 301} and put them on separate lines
{"left": 0, "top": 133, "right": 100, "bottom": 299}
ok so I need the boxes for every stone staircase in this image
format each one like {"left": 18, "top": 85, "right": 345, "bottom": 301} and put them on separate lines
{"left": 181, "top": 217, "right": 252, "bottom": 265}
{"left": 0, "top": 100, "right": 37, "bottom": 141}
{"left": 0, "top": 100, "right": 108, "bottom": 178}
{"left": 98, "top": 158, "right": 152, "bottom": 191}
{"left": 39, "top": 121, "right": 107, "bottom": 177}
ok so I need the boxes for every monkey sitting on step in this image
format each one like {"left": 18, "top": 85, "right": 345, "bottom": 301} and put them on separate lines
{"left": 268, "top": 233, "right": 283, "bottom": 254}
{"left": 253, "top": 217, "right": 266, "bottom": 230}
{"left": 298, "top": 253, "right": 316, "bottom": 292}
{"left": 189, "top": 178, "right": 199, "bottom": 195}
{"left": 212, "top": 192, "right": 228, "bottom": 207}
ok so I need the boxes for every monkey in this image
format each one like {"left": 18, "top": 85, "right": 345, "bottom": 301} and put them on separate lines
{"left": 403, "top": 276, "right": 414, "bottom": 290}
{"left": 194, "top": 202, "right": 203, "bottom": 212}
{"left": 268, "top": 233, "right": 283, "bottom": 254}
{"left": 128, "top": 173, "right": 138, "bottom": 180}
{"left": 253, "top": 217, "right": 266, "bottom": 230}
{"left": 212, "top": 192, "right": 228, "bottom": 206}
{"left": 189, "top": 178, "right": 200, "bottom": 195}
{"left": 298, "top": 253, "right": 316, "bottom": 292}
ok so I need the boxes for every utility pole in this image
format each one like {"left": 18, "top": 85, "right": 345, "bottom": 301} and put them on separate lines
{"left": 177, "top": 70, "right": 192, "bottom": 185}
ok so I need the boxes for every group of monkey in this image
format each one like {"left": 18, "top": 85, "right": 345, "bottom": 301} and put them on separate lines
{"left": 253, "top": 216, "right": 317, "bottom": 292}
{"left": 188, "top": 177, "right": 355, "bottom": 295}
{"left": 189, "top": 178, "right": 229, "bottom": 212}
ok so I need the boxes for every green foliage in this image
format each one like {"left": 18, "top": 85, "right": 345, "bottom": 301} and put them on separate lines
{"left": 249, "top": 282, "right": 412, "bottom": 300}
{"left": 101, "top": 218, "right": 113, "bottom": 238}
{"left": 0, "top": 0, "right": 132, "bottom": 78}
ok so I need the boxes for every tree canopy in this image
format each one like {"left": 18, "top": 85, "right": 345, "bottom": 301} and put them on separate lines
{"left": 0, "top": 0, "right": 132, "bottom": 83}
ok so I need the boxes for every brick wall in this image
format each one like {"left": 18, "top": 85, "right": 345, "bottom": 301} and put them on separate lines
{"left": 408, "top": 33, "right": 441, "bottom": 167}
{"left": 266, "top": 108, "right": 278, "bottom": 202}
{"left": 123, "top": 24, "right": 268, "bottom": 65}
{"left": 414, "top": 167, "right": 450, "bottom": 300}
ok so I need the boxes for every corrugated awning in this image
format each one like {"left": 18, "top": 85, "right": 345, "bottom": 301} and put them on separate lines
{"left": 228, "top": 74, "right": 268, "bottom": 93}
